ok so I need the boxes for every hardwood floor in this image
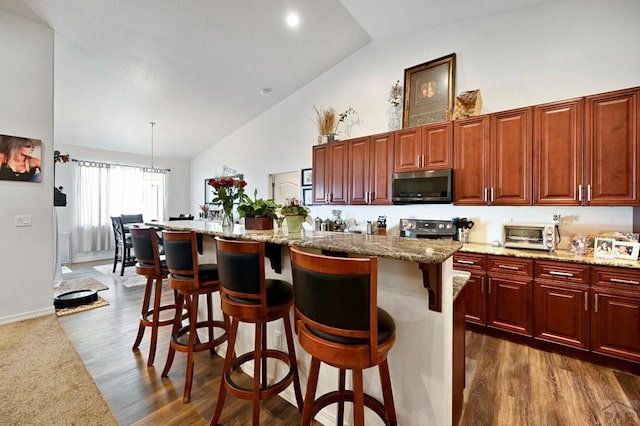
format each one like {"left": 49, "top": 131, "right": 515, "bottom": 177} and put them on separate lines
{"left": 59, "top": 261, "right": 640, "bottom": 425}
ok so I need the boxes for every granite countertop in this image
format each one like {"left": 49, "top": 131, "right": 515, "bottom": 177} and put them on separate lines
{"left": 460, "top": 242, "right": 640, "bottom": 270}
{"left": 153, "top": 220, "right": 462, "bottom": 265}
{"left": 452, "top": 270, "right": 471, "bottom": 301}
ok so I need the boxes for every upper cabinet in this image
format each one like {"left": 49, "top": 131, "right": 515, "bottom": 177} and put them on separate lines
{"left": 585, "top": 88, "right": 640, "bottom": 206}
{"left": 312, "top": 142, "right": 348, "bottom": 205}
{"left": 533, "top": 98, "right": 584, "bottom": 205}
{"left": 534, "top": 87, "right": 639, "bottom": 206}
{"left": 454, "top": 107, "right": 532, "bottom": 206}
{"left": 394, "top": 122, "right": 452, "bottom": 173}
{"left": 349, "top": 133, "right": 393, "bottom": 205}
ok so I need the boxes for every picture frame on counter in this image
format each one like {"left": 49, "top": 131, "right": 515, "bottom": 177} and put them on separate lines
{"left": 301, "top": 168, "right": 312, "bottom": 186}
{"left": 594, "top": 237, "right": 615, "bottom": 259}
{"left": 613, "top": 241, "right": 640, "bottom": 260}
{"left": 403, "top": 52, "right": 456, "bottom": 128}
{"left": 301, "top": 186, "right": 313, "bottom": 206}
{"left": 570, "top": 234, "right": 587, "bottom": 256}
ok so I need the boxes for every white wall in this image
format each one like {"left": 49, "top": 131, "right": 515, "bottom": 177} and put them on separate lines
{"left": 191, "top": 0, "right": 640, "bottom": 248}
{"left": 0, "top": 11, "right": 55, "bottom": 324}
{"left": 55, "top": 142, "right": 191, "bottom": 262}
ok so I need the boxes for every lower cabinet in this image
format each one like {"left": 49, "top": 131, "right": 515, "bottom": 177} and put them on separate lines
{"left": 456, "top": 254, "right": 640, "bottom": 366}
{"left": 533, "top": 261, "right": 591, "bottom": 350}
{"left": 486, "top": 256, "right": 533, "bottom": 336}
{"left": 591, "top": 266, "right": 640, "bottom": 363}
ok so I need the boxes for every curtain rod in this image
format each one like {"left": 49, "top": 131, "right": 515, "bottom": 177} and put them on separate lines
{"left": 71, "top": 158, "right": 171, "bottom": 173}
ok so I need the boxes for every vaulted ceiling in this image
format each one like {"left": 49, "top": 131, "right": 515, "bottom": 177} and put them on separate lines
{"left": 0, "top": 0, "right": 559, "bottom": 159}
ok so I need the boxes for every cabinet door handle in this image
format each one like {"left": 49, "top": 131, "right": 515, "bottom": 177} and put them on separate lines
{"left": 417, "top": 155, "right": 421, "bottom": 168}
{"left": 610, "top": 278, "right": 640, "bottom": 285}
{"left": 329, "top": 193, "right": 333, "bottom": 202}
{"left": 422, "top": 155, "right": 425, "bottom": 168}
{"left": 457, "top": 260, "right": 474, "bottom": 265}
{"left": 491, "top": 187, "right": 495, "bottom": 203}
{"left": 549, "top": 271, "right": 574, "bottom": 277}
{"left": 587, "top": 184, "right": 592, "bottom": 202}
{"left": 594, "top": 293, "right": 598, "bottom": 313}
{"left": 488, "top": 278, "right": 492, "bottom": 294}
{"left": 498, "top": 264, "right": 519, "bottom": 270}
{"left": 483, "top": 188, "right": 488, "bottom": 203}
{"left": 584, "top": 292, "right": 588, "bottom": 311}
{"left": 578, "top": 184, "right": 583, "bottom": 202}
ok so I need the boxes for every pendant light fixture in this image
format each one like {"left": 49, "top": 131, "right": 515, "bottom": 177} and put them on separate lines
{"left": 149, "top": 121, "right": 156, "bottom": 170}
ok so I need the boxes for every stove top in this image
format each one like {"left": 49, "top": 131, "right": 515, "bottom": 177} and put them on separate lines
{"left": 400, "top": 219, "right": 457, "bottom": 239}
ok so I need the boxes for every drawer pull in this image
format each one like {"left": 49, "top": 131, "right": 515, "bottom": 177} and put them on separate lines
{"left": 457, "top": 260, "right": 474, "bottom": 265}
{"left": 498, "top": 265, "right": 519, "bottom": 270}
{"left": 584, "top": 292, "right": 588, "bottom": 311}
{"left": 549, "top": 271, "right": 574, "bottom": 277}
{"left": 610, "top": 278, "right": 640, "bottom": 285}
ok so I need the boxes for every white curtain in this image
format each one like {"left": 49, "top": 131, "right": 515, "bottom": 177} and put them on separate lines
{"left": 77, "top": 162, "right": 166, "bottom": 252}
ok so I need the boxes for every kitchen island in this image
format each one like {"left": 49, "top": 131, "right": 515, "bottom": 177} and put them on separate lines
{"left": 154, "top": 220, "right": 464, "bottom": 425}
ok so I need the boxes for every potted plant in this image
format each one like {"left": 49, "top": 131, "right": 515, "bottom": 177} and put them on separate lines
{"left": 237, "top": 189, "right": 281, "bottom": 230}
{"left": 279, "top": 197, "right": 310, "bottom": 233}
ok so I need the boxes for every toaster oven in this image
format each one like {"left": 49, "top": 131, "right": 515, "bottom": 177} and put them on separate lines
{"left": 503, "top": 223, "right": 559, "bottom": 251}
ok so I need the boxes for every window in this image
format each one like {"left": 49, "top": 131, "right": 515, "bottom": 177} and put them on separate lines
{"left": 76, "top": 161, "right": 166, "bottom": 252}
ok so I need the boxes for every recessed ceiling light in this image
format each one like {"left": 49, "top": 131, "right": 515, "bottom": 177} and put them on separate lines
{"left": 285, "top": 11, "right": 300, "bottom": 28}
{"left": 260, "top": 88, "right": 272, "bottom": 95}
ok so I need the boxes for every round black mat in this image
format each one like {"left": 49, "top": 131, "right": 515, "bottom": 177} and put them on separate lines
{"left": 54, "top": 289, "right": 98, "bottom": 309}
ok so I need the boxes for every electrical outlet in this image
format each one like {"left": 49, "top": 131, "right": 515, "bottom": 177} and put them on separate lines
{"left": 273, "top": 330, "right": 282, "bottom": 350}
{"left": 15, "top": 215, "right": 32, "bottom": 227}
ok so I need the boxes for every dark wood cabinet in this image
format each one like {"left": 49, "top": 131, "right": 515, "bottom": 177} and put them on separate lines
{"left": 453, "top": 252, "right": 486, "bottom": 325}
{"left": 533, "top": 98, "right": 584, "bottom": 205}
{"left": 312, "top": 141, "right": 348, "bottom": 205}
{"left": 394, "top": 122, "right": 452, "bottom": 172}
{"left": 533, "top": 261, "right": 591, "bottom": 350}
{"left": 591, "top": 266, "right": 640, "bottom": 362}
{"left": 454, "top": 108, "right": 531, "bottom": 205}
{"left": 486, "top": 256, "right": 533, "bottom": 336}
{"left": 585, "top": 87, "right": 640, "bottom": 206}
{"left": 453, "top": 116, "right": 490, "bottom": 205}
{"left": 348, "top": 133, "right": 393, "bottom": 205}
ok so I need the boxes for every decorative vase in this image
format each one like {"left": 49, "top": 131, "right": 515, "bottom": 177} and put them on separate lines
{"left": 388, "top": 104, "right": 402, "bottom": 131}
{"left": 244, "top": 217, "right": 274, "bottom": 230}
{"left": 221, "top": 207, "right": 234, "bottom": 230}
{"left": 284, "top": 215, "right": 305, "bottom": 234}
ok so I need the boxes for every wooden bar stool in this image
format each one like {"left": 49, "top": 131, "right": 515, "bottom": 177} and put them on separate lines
{"left": 289, "top": 246, "right": 398, "bottom": 426}
{"left": 130, "top": 227, "right": 179, "bottom": 367}
{"left": 210, "top": 237, "right": 303, "bottom": 426}
{"left": 161, "top": 230, "right": 230, "bottom": 403}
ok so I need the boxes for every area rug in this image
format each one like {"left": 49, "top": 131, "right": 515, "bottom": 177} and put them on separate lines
{"left": 56, "top": 297, "right": 110, "bottom": 317}
{"left": 93, "top": 263, "right": 147, "bottom": 287}
{"left": 0, "top": 315, "right": 118, "bottom": 425}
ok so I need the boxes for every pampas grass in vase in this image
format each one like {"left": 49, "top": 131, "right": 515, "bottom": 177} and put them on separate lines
{"left": 313, "top": 105, "right": 337, "bottom": 143}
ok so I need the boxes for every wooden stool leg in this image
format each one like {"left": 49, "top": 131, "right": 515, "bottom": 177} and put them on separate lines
{"left": 252, "top": 322, "right": 263, "bottom": 426}
{"left": 183, "top": 294, "right": 199, "bottom": 403}
{"left": 301, "top": 357, "right": 321, "bottom": 426}
{"left": 353, "top": 369, "right": 365, "bottom": 426}
{"left": 207, "top": 293, "right": 215, "bottom": 354}
{"left": 147, "top": 277, "right": 163, "bottom": 367}
{"left": 261, "top": 323, "right": 267, "bottom": 387}
{"left": 282, "top": 314, "right": 303, "bottom": 410}
{"left": 379, "top": 359, "right": 397, "bottom": 425}
{"left": 338, "top": 368, "right": 346, "bottom": 425}
{"left": 210, "top": 318, "right": 239, "bottom": 426}
{"left": 133, "top": 276, "right": 153, "bottom": 352}
{"left": 161, "top": 293, "right": 184, "bottom": 377}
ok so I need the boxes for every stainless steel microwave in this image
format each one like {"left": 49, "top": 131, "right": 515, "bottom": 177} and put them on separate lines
{"left": 503, "top": 223, "right": 559, "bottom": 251}
{"left": 392, "top": 169, "right": 452, "bottom": 204}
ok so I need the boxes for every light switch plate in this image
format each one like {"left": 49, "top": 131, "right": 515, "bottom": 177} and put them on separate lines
{"left": 15, "top": 215, "right": 32, "bottom": 227}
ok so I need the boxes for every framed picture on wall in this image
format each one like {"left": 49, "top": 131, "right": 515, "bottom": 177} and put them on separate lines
{"left": 301, "top": 186, "right": 313, "bottom": 206}
{"left": 301, "top": 168, "right": 312, "bottom": 186}
{"left": 0, "top": 134, "right": 42, "bottom": 183}
{"left": 403, "top": 53, "right": 456, "bottom": 128}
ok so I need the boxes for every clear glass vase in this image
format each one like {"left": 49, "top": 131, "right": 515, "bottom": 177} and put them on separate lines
{"left": 221, "top": 207, "right": 233, "bottom": 230}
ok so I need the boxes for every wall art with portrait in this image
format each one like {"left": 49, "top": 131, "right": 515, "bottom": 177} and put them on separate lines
{"left": 0, "top": 134, "right": 42, "bottom": 183}
{"left": 403, "top": 53, "right": 456, "bottom": 128}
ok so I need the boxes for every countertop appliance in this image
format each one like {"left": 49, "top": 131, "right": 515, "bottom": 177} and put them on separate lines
{"left": 392, "top": 169, "right": 452, "bottom": 204}
{"left": 503, "top": 222, "right": 559, "bottom": 251}
{"left": 399, "top": 218, "right": 458, "bottom": 239}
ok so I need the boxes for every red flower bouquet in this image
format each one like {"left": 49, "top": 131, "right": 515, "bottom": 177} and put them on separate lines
{"left": 208, "top": 176, "right": 248, "bottom": 227}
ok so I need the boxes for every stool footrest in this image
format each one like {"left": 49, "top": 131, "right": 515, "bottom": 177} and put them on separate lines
{"left": 312, "top": 390, "right": 391, "bottom": 425}
{"left": 171, "top": 320, "right": 229, "bottom": 353}
{"left": 224, "top": 350, "right": 296, "bottom": 401}
{"left": 140, "top": 304, "right": 180, "bottom": 327}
